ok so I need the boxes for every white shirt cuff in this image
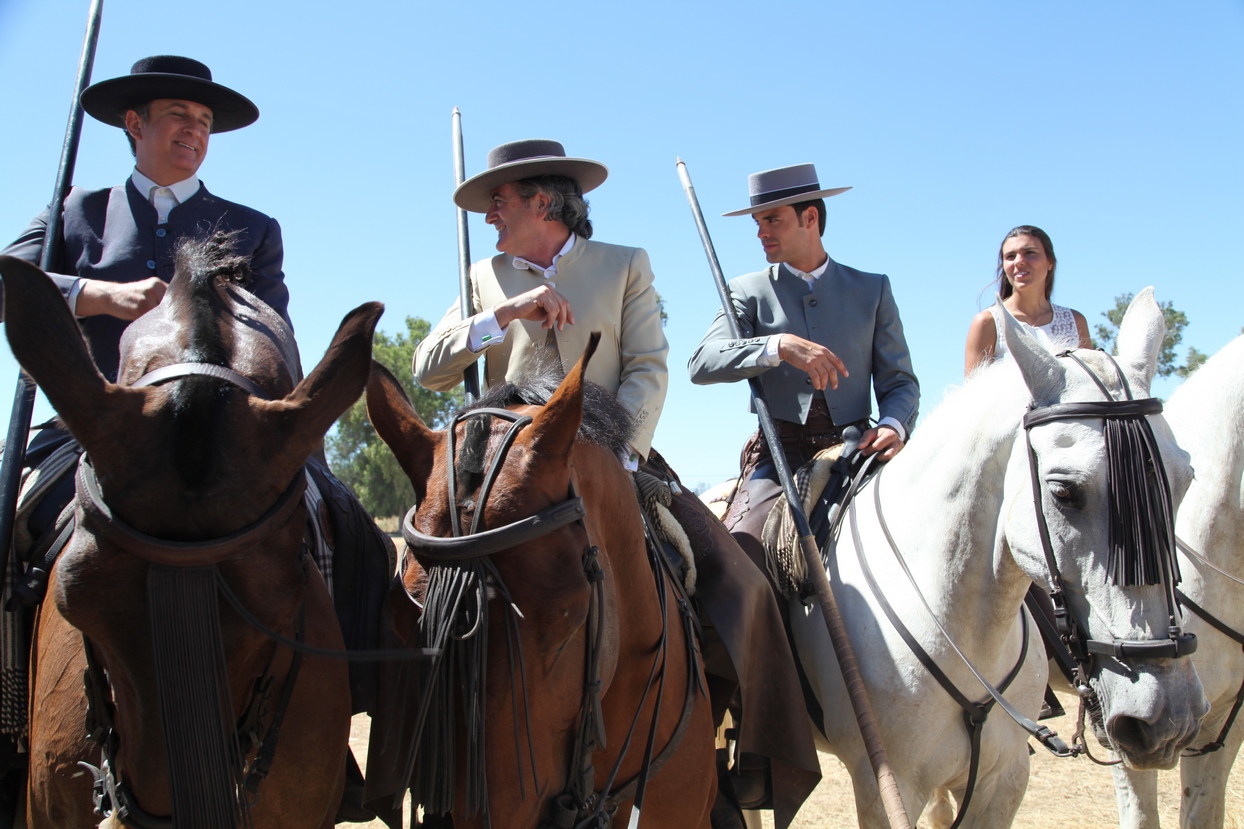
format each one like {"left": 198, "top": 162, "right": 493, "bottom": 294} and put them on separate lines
{"left": 758, "top": 334, "right": 782, "bottom": 367}
{"left": 878, "top": 416, "right": 906, "bottom": 442}
{"left": 67, "top": 278, "right": 85, "bottom": 317}
{"left": 467, "top": 309, "right": 507, "bottom": 353}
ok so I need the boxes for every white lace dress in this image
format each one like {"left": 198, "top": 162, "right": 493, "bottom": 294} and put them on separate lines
{"left": 989, "top": 303, "right": 1081, "bottom": 360}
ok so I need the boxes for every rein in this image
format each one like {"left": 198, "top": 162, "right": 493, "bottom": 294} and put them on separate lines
{"left": 398, "top": 405, "right": 701, "bottom": 827}
{"left": 850, "top": 467, "right": 1069, "bottom": 829}
{"left": 1173, "top": 537, "right": 1244, "bottom": 757}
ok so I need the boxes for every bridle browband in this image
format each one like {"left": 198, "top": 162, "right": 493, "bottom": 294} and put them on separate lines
{"left": 1021, "top": 350, "right": 1195, "bottom": 667}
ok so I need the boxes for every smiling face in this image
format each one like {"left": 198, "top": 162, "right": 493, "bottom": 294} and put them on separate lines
{"left": 485, "top": 182, "right": 551, "bottom": 258}
{"left": 126, "top": 99, "right": 213, "bottom": 185}
{"left": 1000, "top": 234, "right": 1054, "bottom": 297}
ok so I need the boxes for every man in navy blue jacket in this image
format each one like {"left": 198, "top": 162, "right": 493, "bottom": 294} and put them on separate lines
{"left": 1, "top": 55, "right": 289, "bottom": 383}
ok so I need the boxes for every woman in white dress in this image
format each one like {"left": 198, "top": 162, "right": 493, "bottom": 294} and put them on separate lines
{"left": 964, "top": 225, "right": 1092, "bottom": 375}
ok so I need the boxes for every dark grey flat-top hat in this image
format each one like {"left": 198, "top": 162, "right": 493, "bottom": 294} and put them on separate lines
{"left": 80, "top": 56, "right": 259, "bottom": 133}
{"left": 722, "top": 163, "right": 851, "bottom": 217}
{"left": 454, "top": 139, "right": 609, "bottom": 213}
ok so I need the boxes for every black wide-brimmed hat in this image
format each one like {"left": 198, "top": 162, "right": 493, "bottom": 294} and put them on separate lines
{"left": 453, "top": 139, "right": 608, "bottom": 213}
{"left": 80, "top": 56, "right": 259, "bottom": 133}
{"left": 722, "top": 163, "right": 851, "bottom": 217}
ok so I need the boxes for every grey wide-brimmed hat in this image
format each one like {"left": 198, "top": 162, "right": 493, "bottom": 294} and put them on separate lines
{"left": 453, "top": 139, "right": 609, "bottom": 213}
{"left": 722, "top": 163, "right": 851, "bottom": 217}
{"left": 80, "top": 55, "right": 259, "bottom": 133}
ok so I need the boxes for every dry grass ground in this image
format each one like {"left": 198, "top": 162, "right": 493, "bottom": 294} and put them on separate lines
{"left": 348, "top": 689, "right": 1244, "bottom": 827}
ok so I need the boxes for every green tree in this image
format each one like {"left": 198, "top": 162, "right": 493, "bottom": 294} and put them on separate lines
{"left": 326, "top": 316, "right": 463, "bottom": 518}
{"left": 1092, "top": 292, "right": 1201, "bottom": 379}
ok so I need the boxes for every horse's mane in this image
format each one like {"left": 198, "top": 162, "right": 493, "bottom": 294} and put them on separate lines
{"left": 453, "top": 371, "right": 636, "bottom": 492}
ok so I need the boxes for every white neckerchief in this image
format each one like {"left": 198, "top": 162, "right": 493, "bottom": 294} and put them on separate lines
{"left": 512, "top": 233, "right": 576, "bottom": 279}
{"left": 131, "top": 169, "right": 201, "bottom": 224}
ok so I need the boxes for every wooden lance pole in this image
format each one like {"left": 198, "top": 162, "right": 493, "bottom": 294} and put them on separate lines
{"left": 0, "top": 0, "right": 104, "bottom": 593}
{"left": 676, "top": 158, "right": 912, "bottom": 829}
{"left": 451, "top": 107, "right": 480, "bottom": 404}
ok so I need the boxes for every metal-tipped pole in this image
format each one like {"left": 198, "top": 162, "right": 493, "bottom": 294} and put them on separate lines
{"left": 676, "top": 158, "right": 912, "bottom": 829}
{"left": 0, "top": 0, "right": 104, "bottom": 594}
{"left": 452, "top": 107, "right": 480, "bottom": 404}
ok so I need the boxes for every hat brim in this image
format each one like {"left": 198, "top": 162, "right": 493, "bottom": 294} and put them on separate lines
{"left": 722, "top": 186, "right": 852, "bottom": 217}
{"left": 453, "top": 157, "right": 609, "bottom": 213}
{"left": 80, "top": 74, "right": 259, "bottom": 133}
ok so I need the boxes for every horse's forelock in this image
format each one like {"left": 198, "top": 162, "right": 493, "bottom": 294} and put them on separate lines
{"left": 467, "top": 372, "right": 636, "bottom": 459}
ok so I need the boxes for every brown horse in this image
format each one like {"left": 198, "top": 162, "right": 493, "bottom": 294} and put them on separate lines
{"left": 364, "top": 334, "right": 716, "bottom": 829}
{"left": 0, "top": 236, "right": 381, "bottom": 828}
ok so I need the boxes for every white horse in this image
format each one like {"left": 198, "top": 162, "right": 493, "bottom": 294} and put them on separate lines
{"left": 1112, "top": 333, "right": 1244, "bottom": 829}
{"left": 788, "top": 289, "right": 1207, "bottom": 828}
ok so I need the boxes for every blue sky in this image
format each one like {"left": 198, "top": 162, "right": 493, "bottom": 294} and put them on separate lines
{"left": 1, "top": 0, "right": 1240, "bottom": 487}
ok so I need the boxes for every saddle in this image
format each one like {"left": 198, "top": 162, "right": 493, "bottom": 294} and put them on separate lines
{"left": 760, "top": 439, "right": 875, "bottom": 600}
{"left": 633, "top": 469, "right": 697, "bottom": 596}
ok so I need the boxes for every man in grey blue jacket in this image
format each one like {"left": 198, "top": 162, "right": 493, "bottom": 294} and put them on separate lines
{"left": 689, "top": 163, "right": 919, "bottom": 557}
{"left": 1, "top": 55, "right": 289, "bottom": 384}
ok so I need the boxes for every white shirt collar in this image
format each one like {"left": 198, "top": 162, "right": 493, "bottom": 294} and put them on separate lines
{"left": 785, "top": 256, "right": 830, "bottom": 281}
{"left": 131, "top": 168, "right": 201, "bottom": 206}
{"left": 512, "top": 233, "right": 577, "bottom": 278}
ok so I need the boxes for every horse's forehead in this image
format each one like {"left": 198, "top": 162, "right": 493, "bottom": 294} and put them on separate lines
{"left": 116, "top": 292, "right": 296, "bottom": 394}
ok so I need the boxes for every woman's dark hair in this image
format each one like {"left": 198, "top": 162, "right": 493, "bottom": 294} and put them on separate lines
{"left": 995, "top": 225, "right": 1056, "bottom": 300}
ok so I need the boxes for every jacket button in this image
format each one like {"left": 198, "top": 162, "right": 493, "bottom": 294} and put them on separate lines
{"left": 805, "top": 378, "right": 812, "bottom": 385}
{"left": 156, "top": 228, "right": 167, "bottom": 238}
{"left": 146, "top": 260, "right": 156, "bottom": 270}
{"left": 810, "top": 299, "right": 818, "bottom": 307}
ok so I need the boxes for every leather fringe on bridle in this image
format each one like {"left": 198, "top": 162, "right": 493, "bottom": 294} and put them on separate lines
{"left": 147, "top": 564, "right": 252, "bottom": 829}
{"left": 1103, "top": 413, "right": 1179, "bottom": 588}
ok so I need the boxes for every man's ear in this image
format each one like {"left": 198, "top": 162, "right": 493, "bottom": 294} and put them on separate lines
{"left": 124, "top": 109, "right": 143, "bottom": 141}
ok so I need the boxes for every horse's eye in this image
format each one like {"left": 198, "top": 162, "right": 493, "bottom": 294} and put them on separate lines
{"left": 1048, "top": 481, "right": 1081, "bottom": 505}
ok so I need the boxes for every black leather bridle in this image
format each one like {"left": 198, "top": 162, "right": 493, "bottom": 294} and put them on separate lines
{"left": 1021, "top": 351, "right": 1196, "bottom": 669}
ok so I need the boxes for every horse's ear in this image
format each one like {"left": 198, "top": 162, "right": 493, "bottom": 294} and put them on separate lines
{"left": 0, "top": 256, "right": 143, "bottom": 451}
{"left": 997, "top": 300, "right": 1067, "bottom": 404}
{"left": 528, "top": 332, "right": 599, "bottom": 461}
{"left": 255, "top": 301, "right": 383, "bottom": 464}
{"left": 1114, "top": 288, "right": 1165, "bottom": 394}
{"left": 366, "top": 359, "right": 440, "bottom": 489}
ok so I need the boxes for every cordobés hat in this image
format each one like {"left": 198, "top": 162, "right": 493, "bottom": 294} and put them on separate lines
{"left": 722, "top": 163, "right": 851, "bottom": 217}
{"left": 80, "top": 56, "right": 259, "bottom": 133}
{"left": 453, "top": 139, "right": 609, "bottom": 213}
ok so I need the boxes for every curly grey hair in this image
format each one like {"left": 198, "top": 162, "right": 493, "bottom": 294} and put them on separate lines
{"left": 515, "top": 174, "right": 593, "bottom": 239}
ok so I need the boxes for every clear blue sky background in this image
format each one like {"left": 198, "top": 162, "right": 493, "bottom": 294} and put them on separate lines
{"left": 0, "top": 0, "right": 1240, "bottom": 487}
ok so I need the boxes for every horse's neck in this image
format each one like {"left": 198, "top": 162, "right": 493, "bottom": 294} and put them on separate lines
{"left": 875, "top": 368, "right": 1034, "bottom": 625}
{"left": 1167, "top": 340, "right": 1244, "bottom": 577}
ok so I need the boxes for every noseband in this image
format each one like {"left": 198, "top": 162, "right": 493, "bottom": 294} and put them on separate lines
{"left": 1022, "top": 351, "right": 1196, "bottom": 666}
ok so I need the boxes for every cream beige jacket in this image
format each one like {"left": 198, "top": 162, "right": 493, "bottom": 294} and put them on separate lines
{"left": 414, "top": 237, "right": 668, "bottom": 458}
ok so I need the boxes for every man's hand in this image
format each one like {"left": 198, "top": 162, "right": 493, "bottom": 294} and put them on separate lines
{"left": 76, "top": 277, "right": 167, "bottom": 321}
{"left": 859, "top": 425, "right": 904, "bottom": 461}
{"left": 777, "top": 334, "right": 848, "bottom": 390}
{"left": 494, "top": 284, "right": 575, "bottom": 331}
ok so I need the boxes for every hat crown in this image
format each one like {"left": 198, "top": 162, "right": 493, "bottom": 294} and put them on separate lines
{"left": 487, "top": 139, "right": 568, "bottom": 170}
{"left": 748, "top": 164, "right": 820, "bottom": 199}
{"left": 128, "top": 55, "right": 213, "bottom": 83}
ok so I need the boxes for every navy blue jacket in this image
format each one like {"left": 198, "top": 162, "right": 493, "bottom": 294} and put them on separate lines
{"left": 2, "top": 179, "right": 289, "bottom": 381}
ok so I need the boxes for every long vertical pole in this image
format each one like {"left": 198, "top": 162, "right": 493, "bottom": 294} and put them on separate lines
{"left": 676, "top": 158, "right": 911, "bottom": 829}
{"left": 0, "top": 0, "right": 104, "bottom": 591}
{"left": 452, "top": 107, "right": 480, "bottom": 404}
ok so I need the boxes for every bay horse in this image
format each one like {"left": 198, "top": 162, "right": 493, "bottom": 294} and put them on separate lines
{"left": 785, "top": 290, "right": 1205, "bottom": 827}
{"left": 1112, "top": 333, "right": 1244, "bottom": 829}
{"left": 363, "top": 333, "right": 716, "bottom": 829}
{"left": 0, "top": 235, "right": 381, "bottom": 828}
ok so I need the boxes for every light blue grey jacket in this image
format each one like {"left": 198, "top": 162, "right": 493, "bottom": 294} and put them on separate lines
{"left": 688, "top": 258, "right": 919, "bottom": 435}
